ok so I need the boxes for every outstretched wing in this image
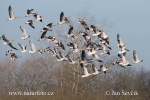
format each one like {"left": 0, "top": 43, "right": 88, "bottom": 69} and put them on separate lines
{"left": 2, "top": 35, "right": 9, "bottom": 42}
{"left": 9, "top": 43, "right": 18, "bottom": 50}
{"left": 8, "top": 5, "right": 15, "bottom": 18}
{"left": 60, "top": 12, "right": 64, "bottom": 22}
{"left": 29, "top": 41, "right": 36, "bottom": 51}
{"left": 20, "top": 26, "right": 28, "bottom": 36}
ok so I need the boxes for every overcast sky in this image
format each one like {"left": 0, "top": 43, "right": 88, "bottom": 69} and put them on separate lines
{"left": 0, "top": 0, "right": 149, "bottom": 69}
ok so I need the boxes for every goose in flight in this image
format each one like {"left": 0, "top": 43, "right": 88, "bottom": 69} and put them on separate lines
{"left": 10, "top": 53, "right": 22, "bottom": 60}
{"left": 78, "top": 21, "right": 92, "bottom": 33}
{"left": 57, "top": 51, "right": 71, "bottom": 61}
{"left": 25, "top": 9, "right": 34, "bottom": 17}
{"left": 58, "top": 12, "right": 72, "bottom": 27}
{"left": 6, "top": 50, "right": 15, "bottom": 56}
{"left": 91, "top": 25, "right": 102, "bottom": 36}
{"left": 80, "top": 32, "right": 96, "bottom": 44}
{"left": 67, "top": 55, "right": 80, "bottom": 64}
{"left": 2, "top": 35, "right": 18, "bottom": 50}
{"left": 25, "top": 20, "right": 35, "bottom": 29}
{"left": 67, "top": 27, "right": 79, "bottom": 40}
{"left": 100, "top": 44, "right": 110, "bottom": 55}
{"left": 118, "top": 45, "right": 129, "bottom": 54}
{"left": 29, "top": 41, "right": 36, "bottom": 53}
{"left": 133, "top": 50, "right": 143, "bottom": 64}
{"left": 6, "top": 5, "right": 20, "bottom": 20}
{"left": 67, "top": 42, "right": 79, "bottom": 53}
{"left": 87, "top": 47, "right": 98, "bottom": 56}
{"left": 99, "top": 65, "right": 108, "bottom": 74}
{"left": 92, "top": 63, "right": 100, "bottom": 75}
{"left": 117, "top": 34, "right": 125, "bottom": 47}
{"left": 98, "top": 32, "right": 109, "bottom": 45}
{"left": 80, "top": 50, "right": 93, "bottom": 65}
{"left": 18, "top": 43, "right": 27, "bottom": 53}
{"left": 20, "top": 26, "right": 31, "bottom": 40}
{"left": 92, "top": 54, "right": 103, "bottom": 62}
{"left": 80, "top": 63, "right": 91, "bottom": 78}
{"left": 33, "top": 13, "right": 42, "bottom": 22}
{"left": 118, "top": 53, "right": 132, "bottom": 66}
{"left": 37, "top": 48, "right": 45, "bottom": 54}
{"left": 38, "top": 31, "right": 48, "bottom": 41}
{"left": 41, "top": 23, "right": 54, "bottom": 32}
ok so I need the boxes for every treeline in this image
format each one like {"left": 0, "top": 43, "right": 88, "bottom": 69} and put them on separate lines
{"left": 0, "top": 54, "right": 149, "bottom": 100}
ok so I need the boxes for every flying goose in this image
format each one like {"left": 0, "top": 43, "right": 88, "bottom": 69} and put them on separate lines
{"left": 100, "top": 44, "right": 110, "bottom": 55}
{"left": 118, "top": 53, "right": 132, "bottom": 66}
{"left": 67, "top": 42, "right": 79, "bottom": 52}
{"left": 2, "top": 35, "right": 18, "bottom": 50}
{"left": 92, "top": 54, "right": 103, "bottom": 62}
{"left": 37, "top": 48, "right": 45, "bottom": 54}
{"left": 33, "top": 13, "right": 42, "bottom": 22}
{"left": 99, "top": 65, "right": 108, "bottom": 74}
{"left": 38, "top": 31, "right": 48, "bottom": 41}
{"left": 92, "top": 63, "right": 100, "bottom": 75}
{"left": 91, "top": 25, "right": 102, "bottom": 36}
{"left": 6, "top": 50, "right": 14, "bottom": 56}
{"left": 87, "top": 47, "right": 98, "bottom": 56}
{"left": 25, "top": 9, "right": 34, "bottom": 17}
{"left": 80, "top": 32, "right": 96, "bottom": 44}
{"left": 67, "top": 55, "right": 80, "bottom": 64}
{"left": 10, "top": 53, "right": 22, "bottom": 60}
{"left": 47, "top": 36, "right": 65, "bottom": 50}
{"left": 41, "top": 23, "right": 54, "bottom": 32}
{"left": 133, "top": 50, "right": 143, "bottom": 64}
{"left": 46, "top": 47, "right": 59, "bottom": 57}
{"left": 18, "top": 43, "right": 27, "bottom": 53}
{"left": 78, "top": 21, "right": 92, "bottom": 33}
{"left": 6, "top": 5, "right": 20, "bottom": 20}
{"left": 29, "top": 41, "right": 36, "bottom": 53}
{"left": 113, "top": 60, "right": 126, "bottom": 68}
{"left": 25, "top": 20, "right": 35, "bottom": 29}
{"left": 20, "top": 26, "right": 31, "bottom": 40}
{"left": 80, "top": 63, "right": 91, "bottom": 78}
{"left": 67, "top": 27, "right": 79, "bottom": 40}
{"left": 118, "top": 45, "right": 129, "bottom": 54}
{"left": 117, "top": 34, "right": 125, "bottom": 47}
{"left": 47, "top": 36, "right": 59, "bottom": 45}
{"left": 98, "top": 32, "right": 109, "bottom": 45}
{"left": 57, "top": 51, "right": 71, "bottom": 61}
{"left": 80, "top": 50, "right": 93, "bottom": 65}
{"left": 58, "top": 12, "right": 72, "bottom": 27}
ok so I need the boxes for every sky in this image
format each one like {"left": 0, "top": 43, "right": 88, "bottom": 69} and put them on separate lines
{"left": 0, "top": 0, "right": 149, "bottom": 70}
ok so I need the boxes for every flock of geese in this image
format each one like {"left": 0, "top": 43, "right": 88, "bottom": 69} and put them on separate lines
{"left": 0, "top": 5, "right": 143, "bottom": 78}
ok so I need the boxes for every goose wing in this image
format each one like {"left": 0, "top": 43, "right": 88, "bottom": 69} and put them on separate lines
{"left": 29, "top": 41, "right": 36, "bottom": 51}
{"left": 29, "top": 21, "right": 35, "bottom": 28}
{"left": 20, "top": 26, "right": 28, "bottom": 37}
{"left": 8, "top": 5, "right": 14, "bottom": 18}
{"left": 2, "top": 35, "right": 9, "bottom": 42}
{"left": 68, "top": 27, "right": 73, "bottom": 35}
{"left": 40, "top": 31, "right": 47, "bottom": 39}
{"left": 133, "top": 50, "right": 138, "bottom": 61}
{"left": 9, "top": 43, "right": 18, "bottom": 50}
{"left": 60, "top": 12, "right": 64, "bottom": 22}
{"left": 18, "top": 43, "right": 24, "bottom": 50}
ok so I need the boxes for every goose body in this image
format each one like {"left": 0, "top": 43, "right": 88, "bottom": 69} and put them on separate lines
{"left": 29, "top": 41, "right": 36, "bottom": 53}
{"left": 25, "top": 9, "right": 34, "bottom": 17}
{"left": 2, "top": 35, "right": 18, "bottom": 50}
{"left": 6, "top": 5, "right": 20, "bottom": 20}
{"left": 133, "top": 50, "right": 143, "bottom": 64}
{"left": 20, "top": 26, "right": 30, "bottom": 40}
{"left": 25, "top": 20, "right": 35, "bottom": 29}
{"left": 18, "top": 43, "right": 27, "bottom": 53}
